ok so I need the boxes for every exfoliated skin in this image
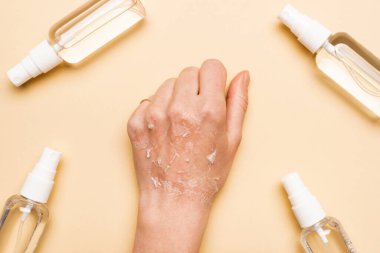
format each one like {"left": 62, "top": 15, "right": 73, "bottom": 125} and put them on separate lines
{"left": 128, "top": 59, "right": 250, "bottom": 253}
{"left": 133, "top": 102, "right": 229, "bottom": 203}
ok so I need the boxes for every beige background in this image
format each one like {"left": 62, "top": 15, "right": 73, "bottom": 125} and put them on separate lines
{"left": 0, "top": 0, "right": 379, "bottom": 252}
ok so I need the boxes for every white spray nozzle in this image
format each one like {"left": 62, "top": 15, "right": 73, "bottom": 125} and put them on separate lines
{"left": 35, "top": 148, "right": 61, "bottom": 178}
{"left": 7, "top": 40, "right": 63, "bottom": 87}
{"left": 20, "top": 148, "right": 62, "bottom": 204}
{"left": 279, "top": 4, "right": 332, "bottom": 54}
{"left": 282, "top": 172, "right": 326, "bottom": 229}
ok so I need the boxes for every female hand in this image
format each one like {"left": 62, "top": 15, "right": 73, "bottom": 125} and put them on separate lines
{"left": 128, "top": 59, "right": 250, "bottom": 253}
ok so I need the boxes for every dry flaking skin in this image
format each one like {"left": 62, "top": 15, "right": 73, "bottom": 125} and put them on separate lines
{"left": 139, "top": 111, "right": 229, "bottom": 205}
{"left": 127, "top": 62, "right": 250, "bottom": 209}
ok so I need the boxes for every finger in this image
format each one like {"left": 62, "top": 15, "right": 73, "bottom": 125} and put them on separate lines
{"left": 199, "top": 59, "right": 227, "bottom": 102}
{"left": 173, "top": 66, "right": 200, "bottom": 101}
{"left": 226, "top": 71, "right": 250, "bottom": 152}
{"left": 127, "top": 97, "right": 152, "bottom": 144}
{"left": 151, "top": 78, "right": 176, "bottom": 110}
{"left": 145, "top": 78, "right": 176, "bottom": 131}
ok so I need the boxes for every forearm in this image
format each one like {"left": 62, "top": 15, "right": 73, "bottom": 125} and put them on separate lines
{"left": 133, "top": 192, "right": 211, "bottom": 253}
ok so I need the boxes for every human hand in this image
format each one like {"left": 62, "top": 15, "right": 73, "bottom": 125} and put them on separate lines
{"left": 128, "top": 59, "right": 250, "bottom": 253}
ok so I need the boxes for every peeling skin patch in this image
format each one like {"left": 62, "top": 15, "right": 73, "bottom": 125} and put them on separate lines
{"left": 207, "top": 150, "right": 217, "bottom": 164}
{"left": 187, "top": 179, "right": 198, "bottom": 188}
{"left": 172, "top": 124, "right": 191, "bottom": 138}
{"left": 146, "top": 148, "right": 152, "bottom": 159}
{"left": 156, "top": 158, "right": 162, "bottom": 167}
{"left": 147, "top": 123, "right": 155, "bottom": 130}
{"left": 151, "top": 177, "right": 161, "bottom": 188}
{"left": 169, "top": 151, "right": 180, "bottom": 164}
{"left": 185, "top": 142, "right": 194, "bottom": 150}
{"left": 162, "top": 181, "right": 182, "bottom": 195}
{"left": 133, "top": 141, "right": 149, "bottom": 150}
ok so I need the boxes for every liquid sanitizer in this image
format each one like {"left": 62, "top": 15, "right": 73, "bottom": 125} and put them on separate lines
{"left": 282, "top": 173, "right": 356, "bottom": 253}
{"left": 279, "top": 4, "right": 380, "bottom": 118}
{"left": 7, "top": 0, "right": 146, "bottom": 87}
{"left": 0, "top": 148, "right": 61, "bottom": 253}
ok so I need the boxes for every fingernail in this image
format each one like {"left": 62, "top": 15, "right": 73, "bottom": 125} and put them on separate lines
{"left": 242, "top": 71, "right": 250, "bottom": 87}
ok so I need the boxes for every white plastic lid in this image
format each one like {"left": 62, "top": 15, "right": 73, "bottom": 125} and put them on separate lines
{"left": 7, "top": 40, "right": 63, "bottom": 87}
{"left": 20, "top": 148, "right": 62, "bottom": 203}
{"left": 279, "top": 4, "right": 332, "bottom": 54}
{"left": 282, "top": 172, "right": 326, "bottom": 228}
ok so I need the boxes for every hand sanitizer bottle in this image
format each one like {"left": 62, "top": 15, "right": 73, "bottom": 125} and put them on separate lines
{"left": 7, "top": 0, "right": 146, "bottom": 87}
{"left": 0, "top": 148, "right": 61, "bottom": 253}
{"left": 279, "top": 4, "right": 380, "bottom": 118}
{"left": 282, "top": 173, "right": 356, "bottom": 253}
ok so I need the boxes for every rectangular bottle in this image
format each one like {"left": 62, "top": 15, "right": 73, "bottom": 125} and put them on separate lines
{"left": 282, "top": 173, "right": 356, "bottom": 253}
{"left": 0, "top": 148, "right": 61, "bottom": 253}
{"left": 7, "top": 0, "right": 146, "bottom": 87}
{"left": 279, "top": 4, "right": 380, "bottom": 118}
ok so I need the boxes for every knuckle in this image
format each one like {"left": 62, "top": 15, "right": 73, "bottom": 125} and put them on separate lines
{"left": 168, "top": 105, "right": 196, "bottom": 125}
{"left": 168, "top": 106, "right": 184, "bottom": 121}
{"left": 201, "top": 104, "right": 224, "bottom": 123}
{"left": 146, "top": 108, "right": 167, "bottom": 124}
{"left": 234, "top": 133, "right": 243, "bottom": 146}
{"left": 127, "top": 117, "right": 146, "bottom": 138}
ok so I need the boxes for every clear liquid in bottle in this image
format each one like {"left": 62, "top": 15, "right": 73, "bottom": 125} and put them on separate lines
{"left": 317, "top": 33, "right": 380, "bottom": 118}
{"left": 0, "top": 195, "right": 49, "bottom": 253}
{"left": 7, "top": 0, "right": 146, "bottom": 86}
{"left": 279, "top": 4, "right": 380, "bottom": 118}
{"left": 282, "top": 173, "right": 357, "bottom": 253}
{"left": 50, "top": 0, "right": 146, "bottom": 64}
{"left": 0, "top": 148, "right": 61, "bottom": 253}
{"left": 301, "top": 217, "right": 356, "bottom": 253}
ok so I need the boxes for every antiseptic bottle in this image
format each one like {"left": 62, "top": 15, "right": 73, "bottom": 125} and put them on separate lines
{"left": 282, "top": 173, "right": 356, "bottom": 253}
{"left": 0, "top": 148, "right": 61, "bottom": 253}
{"left": 279, "top": 4, "right": 380, "bottom": 118}
{"left": 7, "top": 0, "right": 146, "bottom": 87}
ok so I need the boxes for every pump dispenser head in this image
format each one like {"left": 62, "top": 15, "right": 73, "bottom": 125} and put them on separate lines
{"left": 20, "top": 148, "right": 62, "bottom": 203}
{"left": 7, "top": 40, "right": 63, "bottom": 87}
{"left": 279, "top": 4, "right": 332, "bottom": 54}
{"left": 282, "top": 172, "right": 326, "bottom": 228}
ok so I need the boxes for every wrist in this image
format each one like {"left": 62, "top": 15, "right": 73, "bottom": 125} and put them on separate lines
{"left": 133, "top": 191, "right": 212, "bottom": 253}
{"left": 137, "top": 190, "right": 211, "bottom": 226}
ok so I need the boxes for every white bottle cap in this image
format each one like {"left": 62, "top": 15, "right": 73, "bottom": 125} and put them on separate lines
{"left": 282, "top": 172, "right": 326, "bottom": 228}
{"left": 279, "top": 4, "right": 332, "bottom": 54}
{"left": 7, "top": 40, "right": 63, "bottom": 87}
{"left": 20, "top": 148, "right": 62, "bottom": 204}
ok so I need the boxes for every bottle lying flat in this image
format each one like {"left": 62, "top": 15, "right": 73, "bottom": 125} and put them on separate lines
{"left": 7, "top": 0, "right": 146, "bottom": 87}
{"left": 279, "top": 4, "right": 380, "bottom": 118}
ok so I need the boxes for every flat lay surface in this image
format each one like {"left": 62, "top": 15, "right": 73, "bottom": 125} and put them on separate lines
{"left": 0, "top": 0, "right": 379, "bottom": 252}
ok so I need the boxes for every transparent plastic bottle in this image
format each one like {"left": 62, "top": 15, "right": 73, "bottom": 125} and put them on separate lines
{"left": 0, "top": 148, "right": 61, "bottom": 253}
{"left": 279, "top": 4, "right": 380, "bottom": 118}
{"left": 7, "top": 0, "right": 146, "bottom": 87}
{"left": 282, "top": 173, "right": 356, "bottom": 253}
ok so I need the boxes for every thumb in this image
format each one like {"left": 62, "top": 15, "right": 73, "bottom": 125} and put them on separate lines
{"left": 226, "top": 71, "right": 250, "bottom": 152}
